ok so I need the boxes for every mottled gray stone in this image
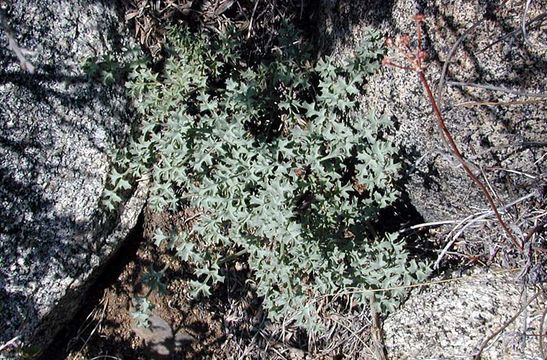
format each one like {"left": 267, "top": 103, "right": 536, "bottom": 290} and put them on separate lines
{"left": 383, "top": 269, "right": 545, "bottom": 359}
{"left": 132, "top": 313, "right": 194, "bottom": 359}
{"left": 0, "top": 0, "right": 146, "bottom": 356}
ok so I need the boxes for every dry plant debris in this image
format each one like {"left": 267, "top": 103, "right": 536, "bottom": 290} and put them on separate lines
{"left": 384, "top": 5, "right": 546, "bottom": 283}
{"left": 121, "top": 0, "right": 314, "bottom": 60}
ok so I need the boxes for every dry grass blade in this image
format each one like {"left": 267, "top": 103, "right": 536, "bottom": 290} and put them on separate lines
{"left": 486, "top": 167, "right": 538, "bottom": 180}
{"left": 447, "top": 81, "right": 547, "bottom": 98}
{"left": 324, "top": 268, "right": 520, "bottom": 298}
{"left": 247, "top": 0, "right": 260, "bottom": 39}
{"left": 0, "top": 336, "right": 21, "bottom": 353}
{"left": 434, "top": 192, "right": 537, "bottom": 268}
{"left": 473, "top": 290, "right": 542, "bottom": 359}
{"left": 402, "top": 219, "right": 460, "bottom": 231}
{"left": 456, "top": 98, "right": 547, "bottom": 107}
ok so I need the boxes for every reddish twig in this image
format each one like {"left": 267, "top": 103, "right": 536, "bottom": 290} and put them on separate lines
{"left": 383, "top": 15, "right": 523, "bottom": 252}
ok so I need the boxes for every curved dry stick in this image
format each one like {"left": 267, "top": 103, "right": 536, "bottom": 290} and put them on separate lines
{"left": 479, "top": 12, "right": 547, "bottom": 53}
{"left": 436, "top": 0, "right": 512, "bottom": 105}
{"left": 473, "top": 290, "right": 541, "bottom": 359}
{"left": 418, "top": 70, "right": 523, "bottom": 251}
{"left": 436, "top": 18, "right": 483, "bottom": 108}
{"left": 447, "top": 81, "right": 547, "bottom": 99}
{"left": 385, "top": 15, "right": 524, "bottom": 252}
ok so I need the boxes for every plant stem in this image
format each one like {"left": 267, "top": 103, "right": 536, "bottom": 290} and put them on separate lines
{"left": 417, "top": 70, "right": 523, "bottom": 252}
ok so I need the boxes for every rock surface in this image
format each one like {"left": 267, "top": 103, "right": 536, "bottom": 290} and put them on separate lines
{"left": 132, "top": 313, "right": 195, "bottom": 359}
{"left": 0, "top": 0, "right": 145, "bottom": 356}
{"left": 383, "top": 269, "right": 545, "bottom": 359}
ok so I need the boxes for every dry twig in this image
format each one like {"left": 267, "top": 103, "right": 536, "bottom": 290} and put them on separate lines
{"left": 369, "top": 294, "right": 387, "bottom": 360}
{"left": 455, "top": 98, "right": 547, "bottom": 107}
{"left": 472, "top": 290, "right": 541, "bottom": 359}
{"left": 383, "top": 15, "right": 524, "bottom": 253}
{"left": 478, "top": 11, "right": 547, "bottom": 53}
{"left": 447, "top": 81, "right": 547, "bottom": 99}
{"left": 435, "top": 18, "right": 484, "bottom": 108}
{"left": 247, "top": 0, "right": 260, "bottom": 39}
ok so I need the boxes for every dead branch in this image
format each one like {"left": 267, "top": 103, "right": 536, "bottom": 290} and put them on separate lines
{"left": 472, "top": 290, "right": 541, "bottom": 359}
{"left": 383, "top": 15, "right": 524, "bottom": 253}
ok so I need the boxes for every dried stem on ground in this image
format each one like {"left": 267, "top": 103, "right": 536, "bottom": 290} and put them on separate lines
{"left": 383, "top": 14, "right": 524, "bottom": 254}
{"left": 472, "top": 290, "right": 541, "bottom": 359}
{"left": 369, "top": 294, "right": 387, "bottom": 360}
{"left": 447, "top": 81, "right": 547, "bottom": 99}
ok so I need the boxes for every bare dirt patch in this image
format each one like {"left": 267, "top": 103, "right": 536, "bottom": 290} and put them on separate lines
{"left": 42, "top": 211, "right": 256, "bottom": 359}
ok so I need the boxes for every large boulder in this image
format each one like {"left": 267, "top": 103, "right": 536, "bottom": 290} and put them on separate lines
{"left": 0, "top": 0, "right": 146, "bottom": 356}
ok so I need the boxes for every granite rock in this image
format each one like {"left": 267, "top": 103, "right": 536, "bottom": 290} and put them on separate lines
{"left": 0, "top": 0, "right": 146, "bottom": 356}
{"left": 383, "top": 269, "right": 545, "bottom": 359}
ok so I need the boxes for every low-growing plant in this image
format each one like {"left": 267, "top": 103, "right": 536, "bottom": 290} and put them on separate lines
{"left": 104, "top": 24, "right": 430, "bottom": 332}
{"left": 130, "top": 266, "right": 168, "bottom": 328}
